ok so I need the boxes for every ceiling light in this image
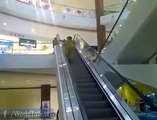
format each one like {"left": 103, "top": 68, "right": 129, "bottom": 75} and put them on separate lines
{"left": 26, "top": 80, "right": 29, "bottom": 82}
{"left": 133, "top": 0, "right": 136, "bottom": 2}
{"left": 49, "top": 7, "right": 53, "bottom": 11}
{"left": 31, "top": 28, "right": 35, "bottom": 32}
{"left": 63, "top": 10, "right": 66, "bottom": 13}
{"left": 3, "top": 22, "right": 7, "bottom": 26}
{"left": 119, "top": 24, "right": 122, "bottom": 27}
{"left": 1, "top": 81, "right": 5, "bottom": 83}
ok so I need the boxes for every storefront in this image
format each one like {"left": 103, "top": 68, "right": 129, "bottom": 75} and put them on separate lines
{"left": 0, "top": 34, "right": 53, "bottom": 54}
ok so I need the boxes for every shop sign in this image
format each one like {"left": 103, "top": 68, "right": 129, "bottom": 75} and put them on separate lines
{"left": 19, "top": 38, "right": 37, "bottom": 48}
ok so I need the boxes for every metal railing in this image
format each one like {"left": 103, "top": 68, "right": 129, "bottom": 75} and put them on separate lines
{"left": 100, "top": 0, "right": 130, "bottom": 53}
{"left": 74, "top": 33, "right": 157, "bottom": 112}
{"left": 74, "top": 34, "right": 140, "bottom": 120}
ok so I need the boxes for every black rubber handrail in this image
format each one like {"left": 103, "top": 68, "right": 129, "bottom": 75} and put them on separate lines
{"left": 99, "top": 0, "right": 129, "bottom": 53}
{"left": 73, "top": 34, "right": 157, "bottom": 111}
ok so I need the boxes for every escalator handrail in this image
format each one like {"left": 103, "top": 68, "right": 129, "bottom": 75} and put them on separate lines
{"left": 73, "top": 34, "right": 157, "bottom": 111}
{"left": 74, "top": 38, "right": 139, "bottom": 120}
{"left": 74, "top": 34, "right": 130, "bottom": 83}
{"left": 55, "top": 36, "right": 84, "bottom": 120}
{"left": 54, "top": 45, "right": 71, "bottom": 120}
{"left": 99, "top": 0, "right": 129, "bottom": 53}
{"left": 59, "top": 43, "right": 88, "bottom": 120}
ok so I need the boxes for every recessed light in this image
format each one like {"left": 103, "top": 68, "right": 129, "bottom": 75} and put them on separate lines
{"left": 31, "top": 28, "right": 35, "bottom": 32}
{"left": 49, "top": 7, "right": 53, "bottom": 11}
{"left": 119, "top": 24, "right": 122, "bottom": 27}
{"left": 3, "top": 22, "right": 7, "bottom": 26}
{"left": 1, "top": 81, "right": 5, "bottom": 83}
{"left": 26, "top": 80, "right": 29, "bottom": 82}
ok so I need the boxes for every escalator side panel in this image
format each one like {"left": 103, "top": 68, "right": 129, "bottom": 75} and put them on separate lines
{"left": 68, "top": 50, "right": 120, "bottom": 120}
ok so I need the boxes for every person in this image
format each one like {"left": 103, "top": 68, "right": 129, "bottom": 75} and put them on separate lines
{"left": 56, "top": 110, "right": 59, "bottom": 120}
{"left": 52, "top": 37, "right": 58, "bottom": 48}
{"left": 64, "top": 36, "right": 75, "bottom": 63}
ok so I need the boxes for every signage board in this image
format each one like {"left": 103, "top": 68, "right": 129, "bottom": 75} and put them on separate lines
{"left": 19, "top": 38, "right": 37, "bottom": 48}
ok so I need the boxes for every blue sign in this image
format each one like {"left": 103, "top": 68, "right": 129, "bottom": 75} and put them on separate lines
{"left": 0, "top": 40, "right": 13, "bottom": 54}
{"left": 0, "top": 41, "right": 13, "bottom": 46}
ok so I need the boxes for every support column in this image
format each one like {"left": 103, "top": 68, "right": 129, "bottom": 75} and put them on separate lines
{"left": 41, "top": 84, "right": 51, "bottom": 118}
{"left": 95, "top": 0, "right": 106, "bottom": 52}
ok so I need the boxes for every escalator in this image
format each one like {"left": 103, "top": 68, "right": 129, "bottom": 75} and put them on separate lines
{"left": 69, "top": 49, "right": 119, "bottom": 120}
{"left": 54, "top": 35, "right": 139, "bottom": 120}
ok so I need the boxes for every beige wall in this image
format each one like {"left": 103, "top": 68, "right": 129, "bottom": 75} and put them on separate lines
{"left": 0, "top": 88, "right": 58, "bottom": 113}
{"left": 0, "top": 72, "right": 56, "bottom": 88}
{"left": 54, "top": 0, "right": 95, "bottom": 9}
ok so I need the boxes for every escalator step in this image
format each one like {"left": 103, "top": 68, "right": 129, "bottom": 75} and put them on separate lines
{"left": 86, "top": 108, "right": 114, "bottom": 119}
{"left": 75, "top": 80, "right": 95, "bottom": 84}
{"left": 77, "top": 83, "right": 98, "bottom": 88}
{"left": 89, "top": 117, "right": 119, "bottom": 120}
{"left": 68, "top": 51, "right": 120, "bottom": 120}
{"left": 80, "top": 94, "right": 106, "bottom": 101}
{"left": 84, "top": 101, "right": 109, "bottom": 108}
{"left": 78, "top": 88, "right": 102, "bottom": 94}
{"left": 75, "top": 77, "right": 94, "bottom": 81}
{"left": 77, "top": 74, "right": 92, "bottom": 78}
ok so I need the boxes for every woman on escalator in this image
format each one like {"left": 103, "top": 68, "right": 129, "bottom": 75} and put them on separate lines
{"left": 64, "top": 36, "right": 75, "bottom": 63}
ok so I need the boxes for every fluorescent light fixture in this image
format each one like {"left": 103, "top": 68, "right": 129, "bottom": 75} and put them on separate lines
{"left": 3, "top": 22, "right": 7, "bottom": 26}
{"left": 63, "top": 63, "right": 67, "bottom": 66}
{"left": 152, "top": 93, "right": 155, "bottom": 96}
{"left": 31, "top": 28, "right": 35, "bottom": 32}
{"left": 100, "top": 74, "right": 103, "bottom": 77}
{"left": 18, "top": 0, "right": 30, "bottom": 4}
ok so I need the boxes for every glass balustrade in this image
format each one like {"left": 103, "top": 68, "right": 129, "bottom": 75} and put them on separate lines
{"left": 74, "top": 34, "right": 157, "bottom": 119}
